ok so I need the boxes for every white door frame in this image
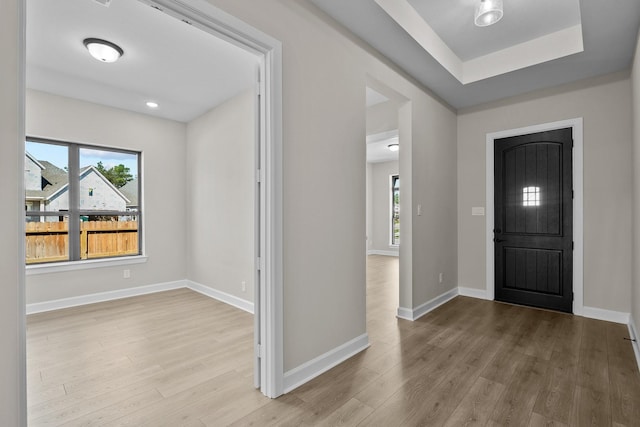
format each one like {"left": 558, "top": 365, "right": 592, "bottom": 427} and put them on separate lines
{"left": 140, "top": 0, "right": 284, "bottom": 398}
{"left": 18, "top": 0, "right": 284, "bottom": 399}
{"left": 485, "top": 118, "right": 584, "bottom": 315}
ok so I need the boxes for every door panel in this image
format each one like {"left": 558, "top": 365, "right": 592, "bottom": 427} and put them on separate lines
{"left": 494, "top": 128, "right": 573, "bottom": 313}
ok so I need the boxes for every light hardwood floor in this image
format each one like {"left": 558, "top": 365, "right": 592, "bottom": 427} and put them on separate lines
{"left": 27, "top": 255, "right": 640, "bottom": 426}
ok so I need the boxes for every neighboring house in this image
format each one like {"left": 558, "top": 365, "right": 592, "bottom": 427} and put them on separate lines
{"left": 24, "top": 152, "right": 130, "bottom": 220}
{"left": 119, "top": 178, "right": 139, "bottom": 211}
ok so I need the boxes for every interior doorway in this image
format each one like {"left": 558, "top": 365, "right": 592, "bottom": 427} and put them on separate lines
{"left": 365, "top": 85, "right": 400, "bottom": 335}
{"left": 21, "top": 1, "right": 284, "bottom": 418}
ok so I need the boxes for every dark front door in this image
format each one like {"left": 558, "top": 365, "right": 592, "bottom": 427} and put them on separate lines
{"left": 494, "top": 128, "right": 573, "bottom": 313}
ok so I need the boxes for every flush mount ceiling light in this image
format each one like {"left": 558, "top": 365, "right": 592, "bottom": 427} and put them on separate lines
{"left": 83, "top": 38, "right": 123, "bottom": 63}
{"left": 475, "top": 0, "right": 503, "bottom": 27}
{"left": 146, "top": 101, "right": 159, "bottom": 109}
{"left": 387, "top": 143, "right": 399, "bottom": 152}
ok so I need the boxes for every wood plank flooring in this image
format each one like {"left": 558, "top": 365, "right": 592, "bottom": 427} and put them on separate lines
{"left": 27, "top": 255, "right": 640, "bottom": 426}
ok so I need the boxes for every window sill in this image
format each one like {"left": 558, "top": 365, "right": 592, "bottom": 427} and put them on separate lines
{"left": 26, "top": 255, "right": 148, "bottom": 276}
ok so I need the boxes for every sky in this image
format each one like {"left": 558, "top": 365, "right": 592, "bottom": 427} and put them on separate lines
{"left": 26, "top": 141, "right": 138, "bottom": 176}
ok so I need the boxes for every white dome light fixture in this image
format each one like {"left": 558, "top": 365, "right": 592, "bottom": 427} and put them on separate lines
{"left": 387, "top": 143, "right": 399, "bottom": 152}
{"left": 475, "top": 0, "right": 503, "bottom": 27}
{"left": 146, "top": 101, "right": 159, "bottom": 109}
{"left": 83, "top": 38, "right": 124, "bottom": 63}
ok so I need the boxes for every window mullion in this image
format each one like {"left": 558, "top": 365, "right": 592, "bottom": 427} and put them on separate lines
{"left": 68, "top": 144, "right": 80, "bottom": 261}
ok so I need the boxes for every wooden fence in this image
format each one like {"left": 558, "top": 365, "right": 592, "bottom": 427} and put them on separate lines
{"left": 25, "top": 221, "right": 138, "bottom": 264}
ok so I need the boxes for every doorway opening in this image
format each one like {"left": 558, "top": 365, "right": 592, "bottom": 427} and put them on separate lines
{"left": 21, "top": 1, "right": 283, "bottom": 420}
{"left": 365, "top": 85, "right": 400, "bottom": 338}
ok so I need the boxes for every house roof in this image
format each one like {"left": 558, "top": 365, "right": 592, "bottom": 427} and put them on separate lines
{"left": 25, "top": 160, "right": 68, "bottom": 200}
{"left": 25, "top": 160, "right": 130, "bottom": 205}
{"left": 119, "top": 178, "right": 138, "bottom": 208}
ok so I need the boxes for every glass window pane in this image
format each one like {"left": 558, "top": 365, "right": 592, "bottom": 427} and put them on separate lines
{"left": 25, "top": 216, "right": 69, "bottom": 264}
{"left": 79, "top": 148, "right": 138, "bottom": 212}
{"left": 81, "top": 216, "right": 139, "bottom": 259}
{"left": 25, "top": 141, "right": 69, "bottom": 213}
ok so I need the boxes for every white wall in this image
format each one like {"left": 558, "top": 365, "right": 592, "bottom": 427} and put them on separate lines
{"left": 186, "top": 89, "right": 255, "bottom": 303}
{"left": 631, "top": 30, "right": 640, "bottom": 339}
{"left": 0, "top": 1, "right": 25, "bottom": 424}
{"left": 25, "top": 90, "right": 187, "bottom": 303}
{"left": 458, "top": 72, "right": 633, "bottom": 313}
{"left": 367, "top": 160, "right": 399, "bottom": 255}
{"left": 208, "top": 0, "right": 458, "bottom": 371}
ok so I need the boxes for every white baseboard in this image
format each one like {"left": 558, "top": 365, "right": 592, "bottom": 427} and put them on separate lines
{"left": 283, "top": 333, "right": 370, "bottom": 393}
{"left": 26, "top": 280, "right": 254, "bottom": 315}
{"left": 187, "top": 280, "right": 254, "bottom": 314}
{"left": 367, "top": 250, "right": 399, "bottom": 257}
{"left": 456, "top": 287, "right": 631, "bottom": 325}
{"left": 396, "top": 306, "right": 413, "bottom": 321}
{"left": 458, "top": 287, "right": 489, "bottom": 300}
{"left": 396, "top": 288, "right": 458, "bottom": 321}
{"left": 582, "top": 306, "right": 630, "bottom": 324}
{"left": 26, "top": 280, "right": 186, "bottom": 315}
{"left": 628, "top": 315, "right": 640, "bottom": 374}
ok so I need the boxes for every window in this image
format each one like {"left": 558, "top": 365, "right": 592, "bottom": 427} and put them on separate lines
{"left": 25, "top": 138, "right": 141, "bottom": 265}
{"left": 523, "top": 186, "right": 541, "bottom": 207}
{"left": 391, "top": 174, "right": 400, "bottom": 246}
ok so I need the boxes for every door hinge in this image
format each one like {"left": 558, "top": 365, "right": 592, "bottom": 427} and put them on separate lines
{"left": 257, "top": 257, "right": 262, "bottom": 271}
{"left": 256, "top": 169, "right": 261, "bottom": 183}
{"left": 256, "top": 344, "right": 263, "bottom": 358}
{"left": 572, "top": 190, "right": 574, "bottom": 199}
{"left": 572, "top": 292, "right": 574, "bottom": 301}
{"left": 572, "top": 241, "right": 575, "bottom": 250}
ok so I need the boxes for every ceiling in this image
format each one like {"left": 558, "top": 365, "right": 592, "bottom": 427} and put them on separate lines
{"left": 27, "top": 0, "right": 259, "bottom": 123}
{"left": 366, "top": 130, "right": 399, "bottom": 164}
{"left": 310, "top": 0, "right": 640, "bottom": 109}
{"left": 27, "top": 0, "right": 640, "bottom": 119}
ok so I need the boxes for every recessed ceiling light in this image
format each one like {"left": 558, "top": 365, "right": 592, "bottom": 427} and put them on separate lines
{"left": 146, "top": 101, "right": 159, "bottom": 109}
{"left": 83, "top": 38, "right": 123, "bottom": 63}
{"left": 475, "top": 0, "right": 503, "bottom": 27}
{"left": 388, "top": 143, "right": 399, "bottom": 152}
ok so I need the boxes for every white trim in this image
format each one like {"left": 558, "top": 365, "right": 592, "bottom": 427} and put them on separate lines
{"left": 283, "top": 333, "right": 369, "bottom": 393}
{"left": 396, "top": 288, "right": 458, "bottom": 321}
{"left": 367, "top": 250, "right": 399, "bottom": 257}
{"left": 458, "top": 286, "right": 489, "bottom": 300}
{"left": 187, "top": 280, "right": 254, "bottom": 314}
{"left": 396, "top": 306, "right": 414, "bottom": 321}
{"left": 26, "top": 255, "right": 148, "bottom": 275}
{"left": 628, "top": 315, "right": 640, "bottom": 374}
{"left": 26, "top": 280, "right": 186, "bottom": 314}
{"left": 581, "top": 306, "right": 630, "bottom": 325}
{"left": 485, "top": 118, "right": 584, "bottom": 315}
{"left": 140, "top": 0, "right": 284, "bottom": 398}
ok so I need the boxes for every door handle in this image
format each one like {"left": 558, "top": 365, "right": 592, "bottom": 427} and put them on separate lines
{"left": 493, "top": 238, "right": 505, "bottom": 243}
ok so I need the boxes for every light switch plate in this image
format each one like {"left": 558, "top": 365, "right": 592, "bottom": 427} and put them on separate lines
{"left": 472, "top": 207, "right": 485, "bottom": 216}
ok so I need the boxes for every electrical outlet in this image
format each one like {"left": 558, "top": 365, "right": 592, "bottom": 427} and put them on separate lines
{"left": 241, "top": 281, "right": 246, "bottom": 292}
{"left": 123, "top": 269, "right": 130, "bottom": 279}
{"left": 438, "top": 273, "right": 443, "bottom": 284}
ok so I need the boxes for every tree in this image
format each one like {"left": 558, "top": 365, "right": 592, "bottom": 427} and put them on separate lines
{"left": 95, "top": 161, "right": 133, "bottom": 188}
